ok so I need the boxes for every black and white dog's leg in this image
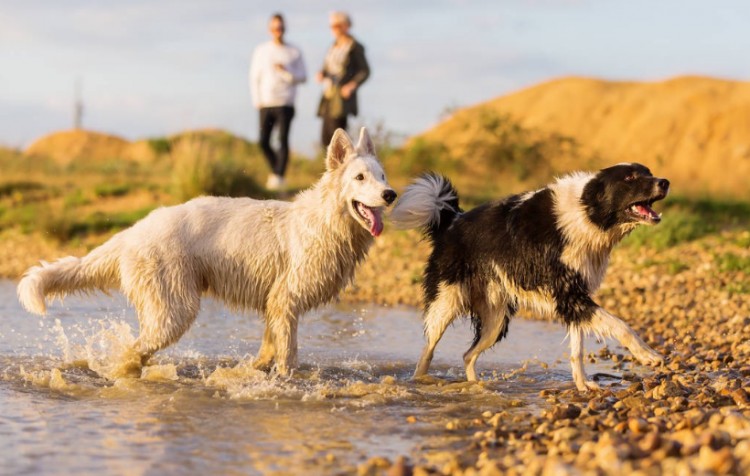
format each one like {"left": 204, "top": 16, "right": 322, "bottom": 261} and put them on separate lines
{"left": 414, "top": 283, "right": 464, "bottom": 378}
{"left": 569, "top": 324, "right": 601, "bottom": 392}
{"left": 463, "top": 310, "right": 508, "bottom": 382}
{"left": 591, "top": 307, "right": 664, "bottom": 366}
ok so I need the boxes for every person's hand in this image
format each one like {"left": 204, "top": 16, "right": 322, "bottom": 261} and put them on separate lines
{"left": 316, "top": 71, "right": 325, "bottom": 83}
{"left": 340, "top": 82, "right": 357, "bottom": 99}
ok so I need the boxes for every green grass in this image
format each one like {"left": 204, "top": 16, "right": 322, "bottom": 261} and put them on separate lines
{"left": 0, "top": 181, "right": 44, "bottom": 197}
{"left": 725, "top": 282, "right": 750, "bottom": 295}
{"left": 63, "top": 189, "right": 91, "bottom": 208}
{"left": 635, "top": 257, "right": 691, "bottom": 275}
{"left": 43, "top": 207, "right": 155, "bottom": 242}
{"left": 3, "top": 128, "right": 749, "bottom": 253}
{"left": 716, "top": 252, "right": 750, "bottom": 274}
{"left": 665, "top": 259, "right": 691, "bottom": 275}
{"left": 93, "top": 183, "right": 133, "bottom": 198}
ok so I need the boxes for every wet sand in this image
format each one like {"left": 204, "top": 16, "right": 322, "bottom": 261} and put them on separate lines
{"left": 1, "top": 228, "right": 749, "bottom": 474}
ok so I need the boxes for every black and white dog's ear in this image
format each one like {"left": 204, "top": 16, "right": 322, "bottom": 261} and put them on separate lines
{"left": 355, "top": 127, "right": 376, "bottom": 157}
{"left": 326, "top": 128, "right": 354, "bottom": 171}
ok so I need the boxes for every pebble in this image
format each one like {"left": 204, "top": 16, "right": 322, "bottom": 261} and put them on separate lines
{"left": 628, "top": 417, "right": 649, "bottom": 434}
{"left": 698, "top": 446, "right": 736, "bottom": 474}
{"left": 731, "top": 388, "right": 750, "bottom": 408}
{"left": 386, "top": 457, "right": 413, "bottom": 476}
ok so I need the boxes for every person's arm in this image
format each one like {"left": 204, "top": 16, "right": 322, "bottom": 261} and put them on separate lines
{"left": 316, "top": 55, "right": 328, "bottom": 83}
{"left": 348, "top": 42, "right": 370, "bottom": 86}
{"left": 341, "top": 42, "right": 369, "bottom": 98}
{"left": 290, "top": 47, "right": 307, "bottom": 85}
{"left": 249, "top": 47, "right": 262, "bottom": 108}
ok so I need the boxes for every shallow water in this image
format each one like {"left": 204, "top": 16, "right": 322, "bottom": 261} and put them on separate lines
{"left": 0, "top": 280, "right": 618, "bottom": 475}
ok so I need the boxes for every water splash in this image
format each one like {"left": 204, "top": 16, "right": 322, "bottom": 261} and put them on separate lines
{"left": 82, "top": 320, "right": 142, "bottom": 379}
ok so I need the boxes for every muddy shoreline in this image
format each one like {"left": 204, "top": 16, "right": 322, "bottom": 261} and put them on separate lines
{"left": 1, "top": 228, "right": 749, "bottom": 474}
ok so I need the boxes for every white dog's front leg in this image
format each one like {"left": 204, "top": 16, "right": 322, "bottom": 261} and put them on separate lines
{"left": 253, "top": 325, "right": 276, "bottom": 371}
{"left": 268, "top": 310, "right": 299, "bottom": 376}
{"left": 570, "top": 324, "right": 600, "bottom": 392}
{"left": 592, "top": 308, "right": 664, "bottom": 366}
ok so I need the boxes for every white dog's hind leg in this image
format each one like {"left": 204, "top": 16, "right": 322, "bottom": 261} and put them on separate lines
{"left": 591, "top": 308, "right": 664, "bottom": 366}
{"left": 569, "top": 324, "right": 600, "bottom": 392}
{"left": 127, "top": 270, "right": 201, "bottom": 366}
{"left": 414, "top": 283, "right": 464, "bottom": 379}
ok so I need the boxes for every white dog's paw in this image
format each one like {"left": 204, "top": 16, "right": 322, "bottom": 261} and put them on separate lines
{"left": 576, "top": 379, "right": 601, "bottom": 392}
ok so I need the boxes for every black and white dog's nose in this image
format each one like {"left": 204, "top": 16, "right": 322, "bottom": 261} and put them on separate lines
{"left": 382, "top": 189, "right": 397, "bottom": 205}
{"left": 657, "top": 179, "right": 670, "bottom": 191}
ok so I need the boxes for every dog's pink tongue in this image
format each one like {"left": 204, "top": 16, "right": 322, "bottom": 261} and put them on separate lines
{"left": 365, "top": 207, "right": 384, "bottom": 237}
{"left": 635, "top": 204, "right": 660, "bottom": 220}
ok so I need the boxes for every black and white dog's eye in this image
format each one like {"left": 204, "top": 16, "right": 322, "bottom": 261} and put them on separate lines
{"left": 624, "top": 175, "right": 636, "bottom": 182}
{"left": 355, "top": 174, "right": 365, "bottom": 181}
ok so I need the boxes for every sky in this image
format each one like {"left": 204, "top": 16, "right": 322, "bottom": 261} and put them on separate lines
{"left": 1, "top": 0, "right": 750, "bottom": 156}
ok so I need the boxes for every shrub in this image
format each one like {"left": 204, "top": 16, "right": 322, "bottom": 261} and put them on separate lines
{"left": 172, "top": 144, "right": 269, "bottom": 201}
{"left": 147, "top": 137, "right": 172, "bottom": 155}
{"left": 395, "top": 138, "right": 454, "bottom": 176}
{"left": 0, "top": 181, "right": 44, "bottom": 197}
{"left": 94, "top": 183, "right": 132, "bottom": 198}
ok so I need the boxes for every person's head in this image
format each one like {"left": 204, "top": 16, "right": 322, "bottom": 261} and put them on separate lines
{"left": 268, "top": 13, "right": 285, "bottom": 43}
{"left": 329, "top": 11, "right": 351, "bottom": 39}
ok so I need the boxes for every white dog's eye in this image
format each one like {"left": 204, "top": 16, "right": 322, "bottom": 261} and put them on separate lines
{"left": 355, "top": 174, "right": 364, "bottom": 181}
{"left": 381, "top": 174, "right": 385, "bottom": 180}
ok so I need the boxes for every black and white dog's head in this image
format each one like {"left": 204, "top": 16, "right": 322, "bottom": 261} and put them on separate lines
{"left": 581, "top": 163, "right": 670, "bottom": 232}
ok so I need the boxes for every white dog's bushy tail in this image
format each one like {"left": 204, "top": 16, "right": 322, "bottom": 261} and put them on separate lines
{"left": 390, "top": 172, "right": 461, "bottom": 242}
{"left": 17, "top": 242, "right": 121, "bottom": 315}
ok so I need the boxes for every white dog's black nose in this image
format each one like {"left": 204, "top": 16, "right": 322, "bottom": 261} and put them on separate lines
{"left": 382, "top": 189, "right": 397, "bottom": 205}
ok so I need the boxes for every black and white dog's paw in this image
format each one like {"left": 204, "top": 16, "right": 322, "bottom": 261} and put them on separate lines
{"left": 634, "top": 347, "right": 665, "bottom": 367}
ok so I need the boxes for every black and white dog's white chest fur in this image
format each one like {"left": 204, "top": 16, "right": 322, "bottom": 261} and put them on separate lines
{"left": 392, "top": 163, "right": 670, "bottom": 391}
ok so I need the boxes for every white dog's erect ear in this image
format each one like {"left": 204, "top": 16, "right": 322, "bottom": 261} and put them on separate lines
{"left": 326, "top": 128, "right": 354, "bottom": 171}
{"left": 355, "top": 127, "right": 376, "bottom": 157}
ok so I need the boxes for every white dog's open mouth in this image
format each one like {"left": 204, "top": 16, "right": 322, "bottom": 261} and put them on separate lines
{"left": 353, "top": 201, "right": 384, "bottom": 236}
{"left": 626, "top": 199, "right": 662, "bottom": 224}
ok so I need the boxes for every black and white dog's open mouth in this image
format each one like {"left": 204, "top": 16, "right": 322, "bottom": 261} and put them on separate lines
{"left": 627, "top": 199, "right": 663, "bottom": 223}
{"left": 353, "top": 201, "right": 384, "bottom": 236}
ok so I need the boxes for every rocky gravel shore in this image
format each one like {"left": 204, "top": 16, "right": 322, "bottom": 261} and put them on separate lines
{"left": 350, "top": 229, "right": 750, "bottom": 475}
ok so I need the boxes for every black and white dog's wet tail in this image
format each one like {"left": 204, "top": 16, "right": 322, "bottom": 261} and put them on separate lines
{"left": 389, "top": 172, "right": 461, "bottom": 242}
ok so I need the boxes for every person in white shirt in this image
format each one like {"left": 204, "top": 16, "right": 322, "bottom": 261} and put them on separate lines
{"left": 249, "top": 13, "right": 307, "bottom": 190}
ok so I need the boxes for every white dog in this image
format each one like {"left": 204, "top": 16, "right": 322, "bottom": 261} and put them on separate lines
{"left": 18, "top": 128, "right": 396, "bottom": 376}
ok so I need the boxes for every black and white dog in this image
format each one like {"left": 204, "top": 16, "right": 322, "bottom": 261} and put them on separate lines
{"left": 390, "top": 163, "right": 669, "bottom": 391}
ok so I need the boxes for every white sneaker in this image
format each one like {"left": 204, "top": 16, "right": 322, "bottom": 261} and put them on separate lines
{"left": 265, "top": 174, "right": 285, "bottom": 191}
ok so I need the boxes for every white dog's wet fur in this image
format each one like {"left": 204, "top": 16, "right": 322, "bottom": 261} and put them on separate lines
{"left": 17, "top": 128, "right": 396, "bottom": 376}
{"left": 391, "top": 164, "right": 669, "bottom": 391}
